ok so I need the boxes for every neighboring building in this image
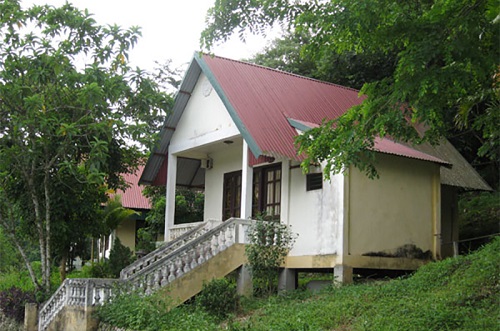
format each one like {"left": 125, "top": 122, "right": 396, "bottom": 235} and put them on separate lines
{"left": 102, "top": 165, "right": 152, "bottom": 257}
{"left": 140, "top": 53, "right": 491, "bottom": 283}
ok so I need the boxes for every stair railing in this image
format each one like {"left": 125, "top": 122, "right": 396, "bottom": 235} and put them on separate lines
{"left": 126, "top": 218, "right": 253, "bottom": 295}
{"left": 121, "top": 220, "right": 220, "bottom": 280}
{"left": 38, "top": 278, "right": 118, "bottom": 331}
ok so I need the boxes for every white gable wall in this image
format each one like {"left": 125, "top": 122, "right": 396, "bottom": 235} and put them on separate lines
{"left": 169, "top": 73, "right": 240, "bottom": 155}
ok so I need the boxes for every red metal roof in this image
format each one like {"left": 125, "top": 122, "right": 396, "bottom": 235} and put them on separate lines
{"left": 373, "top": 137, "right": 448, "bottom": 165}
{"left": 142, "top": 54, "right": 483, "bottom": 187}
{"left": 202, "top": 54, "right": 364, "bottom": 160}
{"left": 115, "top": 165, "right": 151, "bottom": 210}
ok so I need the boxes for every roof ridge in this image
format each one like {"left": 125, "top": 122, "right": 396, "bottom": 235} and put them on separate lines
{"left": 202, "top": 53, "right": 361, "bottom": 94}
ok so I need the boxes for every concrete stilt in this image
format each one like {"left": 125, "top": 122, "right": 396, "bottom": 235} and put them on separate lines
{"left": 278, "top": 268, "right": 297, "bottom": 292}
{"left": 24, "top": 303, "right": 38, "bottom": 331}
{"left": 236, "top": 265, "right": 253, "bottom": 296}
{"left": 334, "top": 265, "right": 353, "bottom": 284}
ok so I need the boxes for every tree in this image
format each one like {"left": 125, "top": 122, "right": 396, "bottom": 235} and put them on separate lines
{"left": 97, "top": 195, "right": 137, "bottom": 262}
{"left": 250, "top": 31, "right": 396, "bottom": 91}
{"left": 0, "top": 1, "right": 171, "bottom": 295}
{"left": 202, "top": 0, "right": 500, "bottom": 179}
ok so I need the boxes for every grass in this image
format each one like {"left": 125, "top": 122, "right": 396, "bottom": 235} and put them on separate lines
{"left": 98, "top": 237, "right": 500, "bottom": 330}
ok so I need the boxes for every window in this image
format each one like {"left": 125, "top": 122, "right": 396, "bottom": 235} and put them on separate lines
{"left": 223, "top": 171, "right": 242, "bottom": 220}
{"left": 252, "top": 164, "right": 281, "bottom": 219}
{"left": 306, "top": 173, "right": 323, "bottom": 191}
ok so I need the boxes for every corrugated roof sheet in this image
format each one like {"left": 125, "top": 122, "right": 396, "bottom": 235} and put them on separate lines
{"left": 115, "top": 165, "right": 151, "bottom": 210}
{"left": 202, "top": 54, "right": 364, "bottom": 160}
{"left": 140, "top": 53, "right": 491, "bottom": 191}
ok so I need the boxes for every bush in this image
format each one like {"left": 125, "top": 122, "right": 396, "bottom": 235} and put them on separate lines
{"left": 108, "top": 238, "right": 135, "bottom": 278}
{"left": 0, "top": 287, "right": 36, "bottom": 323}
{"left": 245, "top": 219, "right": 296, "bottom": 295}
{"left": 196, "top": 278, "right": 239, "bottom": 319}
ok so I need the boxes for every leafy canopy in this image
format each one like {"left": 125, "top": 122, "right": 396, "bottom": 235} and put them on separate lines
{"left": 0, "top": 0, "right": 171, "bottom": 293}
{"left": 202, "top": 0, "right": 500, "bottom": 177}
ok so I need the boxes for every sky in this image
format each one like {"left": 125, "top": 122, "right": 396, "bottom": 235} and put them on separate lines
{"left": 23, "top": 0, "right": 276, "bottom": 71}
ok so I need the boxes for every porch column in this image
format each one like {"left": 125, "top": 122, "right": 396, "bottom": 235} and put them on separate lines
{"left": 164, "top": 152, "right": 177, "bottom": 242}
{"left": 240, "top": 141, "right": 253, "bottom": 219}
{"left": 281, "top": 160, "right": 290, "bottom": 225}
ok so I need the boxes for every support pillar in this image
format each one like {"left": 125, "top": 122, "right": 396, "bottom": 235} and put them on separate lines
{"left": 278, "top": 268, "right": 297, "bottom": 292}
{"left": 236, "top": 265, "right": 253, "bottom": 296}
{"left": 164, "top": 152, "right": 177, "bottom": 242}
{"left": 334, "top": 265, "right": 353, "bottom": 284}
{"left": 24, "top": 303, "right": 38, "bottom": 331}
{"left": 240, "top": 142, "right": 253, "bottom": 219}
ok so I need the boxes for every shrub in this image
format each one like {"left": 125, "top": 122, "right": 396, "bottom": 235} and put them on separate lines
{"left": 0, "top": 287, "right": 36, "bottom": 323}
{"left": 88, "top": 261, "right": 112, "bottom": 278}
{"left": 196, "top": 278, "right": 239, "bottom": 319}
{"left": 108, "top": 238, "right": 135, "bottom": 278}
{"left": 245, "top": 219, "right": 296, "bottom": 295}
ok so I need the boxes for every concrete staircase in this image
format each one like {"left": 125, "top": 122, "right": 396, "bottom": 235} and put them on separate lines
{"left": 38, "top": 218, "right": 254, "bottom": 331}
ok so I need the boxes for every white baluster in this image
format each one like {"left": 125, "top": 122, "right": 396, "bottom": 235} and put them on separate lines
{"left": 219, "top": 229, "right": 227, "bottom": 251}
{"left": 211, "top": 234, "right": 220, "bottom": 255}
{"left": 197, "top": 243, "right": 206, "bottom": 264}
{"left": 168, "top": 262, "right": 176, "bottom": 282}
{"left": 182, "top": 251, "right": 191, "bottom": 274}
{"left": 204, "top": 239, "right": 213, "bottom": 260}
{"left": 226, "top": 224, "right": 234, "bottom": 246}
{"left": 175, "top": 257, "right": 184, "bottom": 278}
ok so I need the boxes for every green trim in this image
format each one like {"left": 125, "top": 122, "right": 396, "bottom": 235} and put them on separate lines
{"left": 194, "top": 54, "right": 262, "bottom": 158}
{"left": 287, "top": 118, "right": 313, "bottom": 132}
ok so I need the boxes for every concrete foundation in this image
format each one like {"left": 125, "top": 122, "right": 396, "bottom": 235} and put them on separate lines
{"left": 46, "top": 306, "right": 99, "bottom": 331}
{"left": 334, "top": 265, "right": 353, "bottom": 284}
{"left": 236, "top": 265, "right": 253, "bottom": 296}
{"left": 24, "top": 303, "right": 38, "bottom": 331}
{"left": 278, "top": 268, "right": 297, "bottom": 292}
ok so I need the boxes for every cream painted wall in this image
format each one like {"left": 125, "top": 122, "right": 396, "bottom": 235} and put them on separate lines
{"left": 115, "top": 219, "right": 136, "bottom": 252}
{"left": 287, "top": 167, "right": 345, "bottom": 257}
{"left": 169, "top": 73, "right": 240, "bottom": 154}
{"left": 347, "top": 154, "right": 439, "bottom": 256}
{"left": 204, "top": 142, "right": 243, "bottom": 221}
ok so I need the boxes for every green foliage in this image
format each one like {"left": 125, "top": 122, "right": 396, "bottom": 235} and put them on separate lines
{"left": 246, "top": 219, "right": 296, "bottom": 295}
{"left": 108, "top": 238, "right": 135, "bottom": 278}
{"left": 87, "top": 261, "right": 113, "bottom": 279}
{"left": 0, "top": 261, "right": 61, "bottom": 295}
{"left": 250, "top": 31, "right": 396, "bottom": 91}
{"left": 202, "top": 0, "right": 500, "bottom": 180}
{"left": 459, "top": 191, "right": 500, "bottom": 250}
{"left": 97, "top": 291, "right": 220, "bottom": 331}
{"left": 97, "top": 238, "right": 500, "bottom": 330}
{"left": 136, "top": 227, "right": 157, "bottom": 253}
{"left": 0, "top": 287, "right": 36, "bottom": 323}
{"left": 0, "top": 0, "right": 172, "bottom": 293}
{"left": 143, "top": 187, "right": 205, "bottom": 240}
{"left": 196, "top": 278, "right": 239, "bottom": 319}
{"left": 0, "top": 228, "right": 21, "bottom": 273}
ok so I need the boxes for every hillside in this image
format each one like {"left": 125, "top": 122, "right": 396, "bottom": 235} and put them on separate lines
{"left": 98, "top": 237, "right": 500, "bottom": 331}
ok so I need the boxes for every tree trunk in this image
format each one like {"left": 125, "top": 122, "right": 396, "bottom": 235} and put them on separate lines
{"left": 59, "top": 251, "right": 68, "bottom": 282}
{"left": 0, "top": 211, "right": 41, "bottom": 292}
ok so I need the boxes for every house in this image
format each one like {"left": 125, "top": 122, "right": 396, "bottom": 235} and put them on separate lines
{"left": 139, "top": 53, "right": 491, "bottom": 285}
{"left": 101, "top": 165, "right": 152, "bottom": 258}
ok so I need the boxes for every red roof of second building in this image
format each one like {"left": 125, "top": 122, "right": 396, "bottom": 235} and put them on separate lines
{"left": 115, "top": 165, "right": 151, "bottom": 210}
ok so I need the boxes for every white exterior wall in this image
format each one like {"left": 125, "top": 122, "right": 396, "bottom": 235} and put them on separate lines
{"left": 204, "top": 142, "right": 242, "bottom": 221}
{"left": 169, "top": 73, "right": 240, "bottom": 155}
{"left": 288, "top": 167, "right": 344, "bottom": 256}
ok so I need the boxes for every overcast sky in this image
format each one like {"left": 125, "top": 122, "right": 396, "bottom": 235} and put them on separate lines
{"left": 23, "top": 0, "right": 275, "bottom": 71}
